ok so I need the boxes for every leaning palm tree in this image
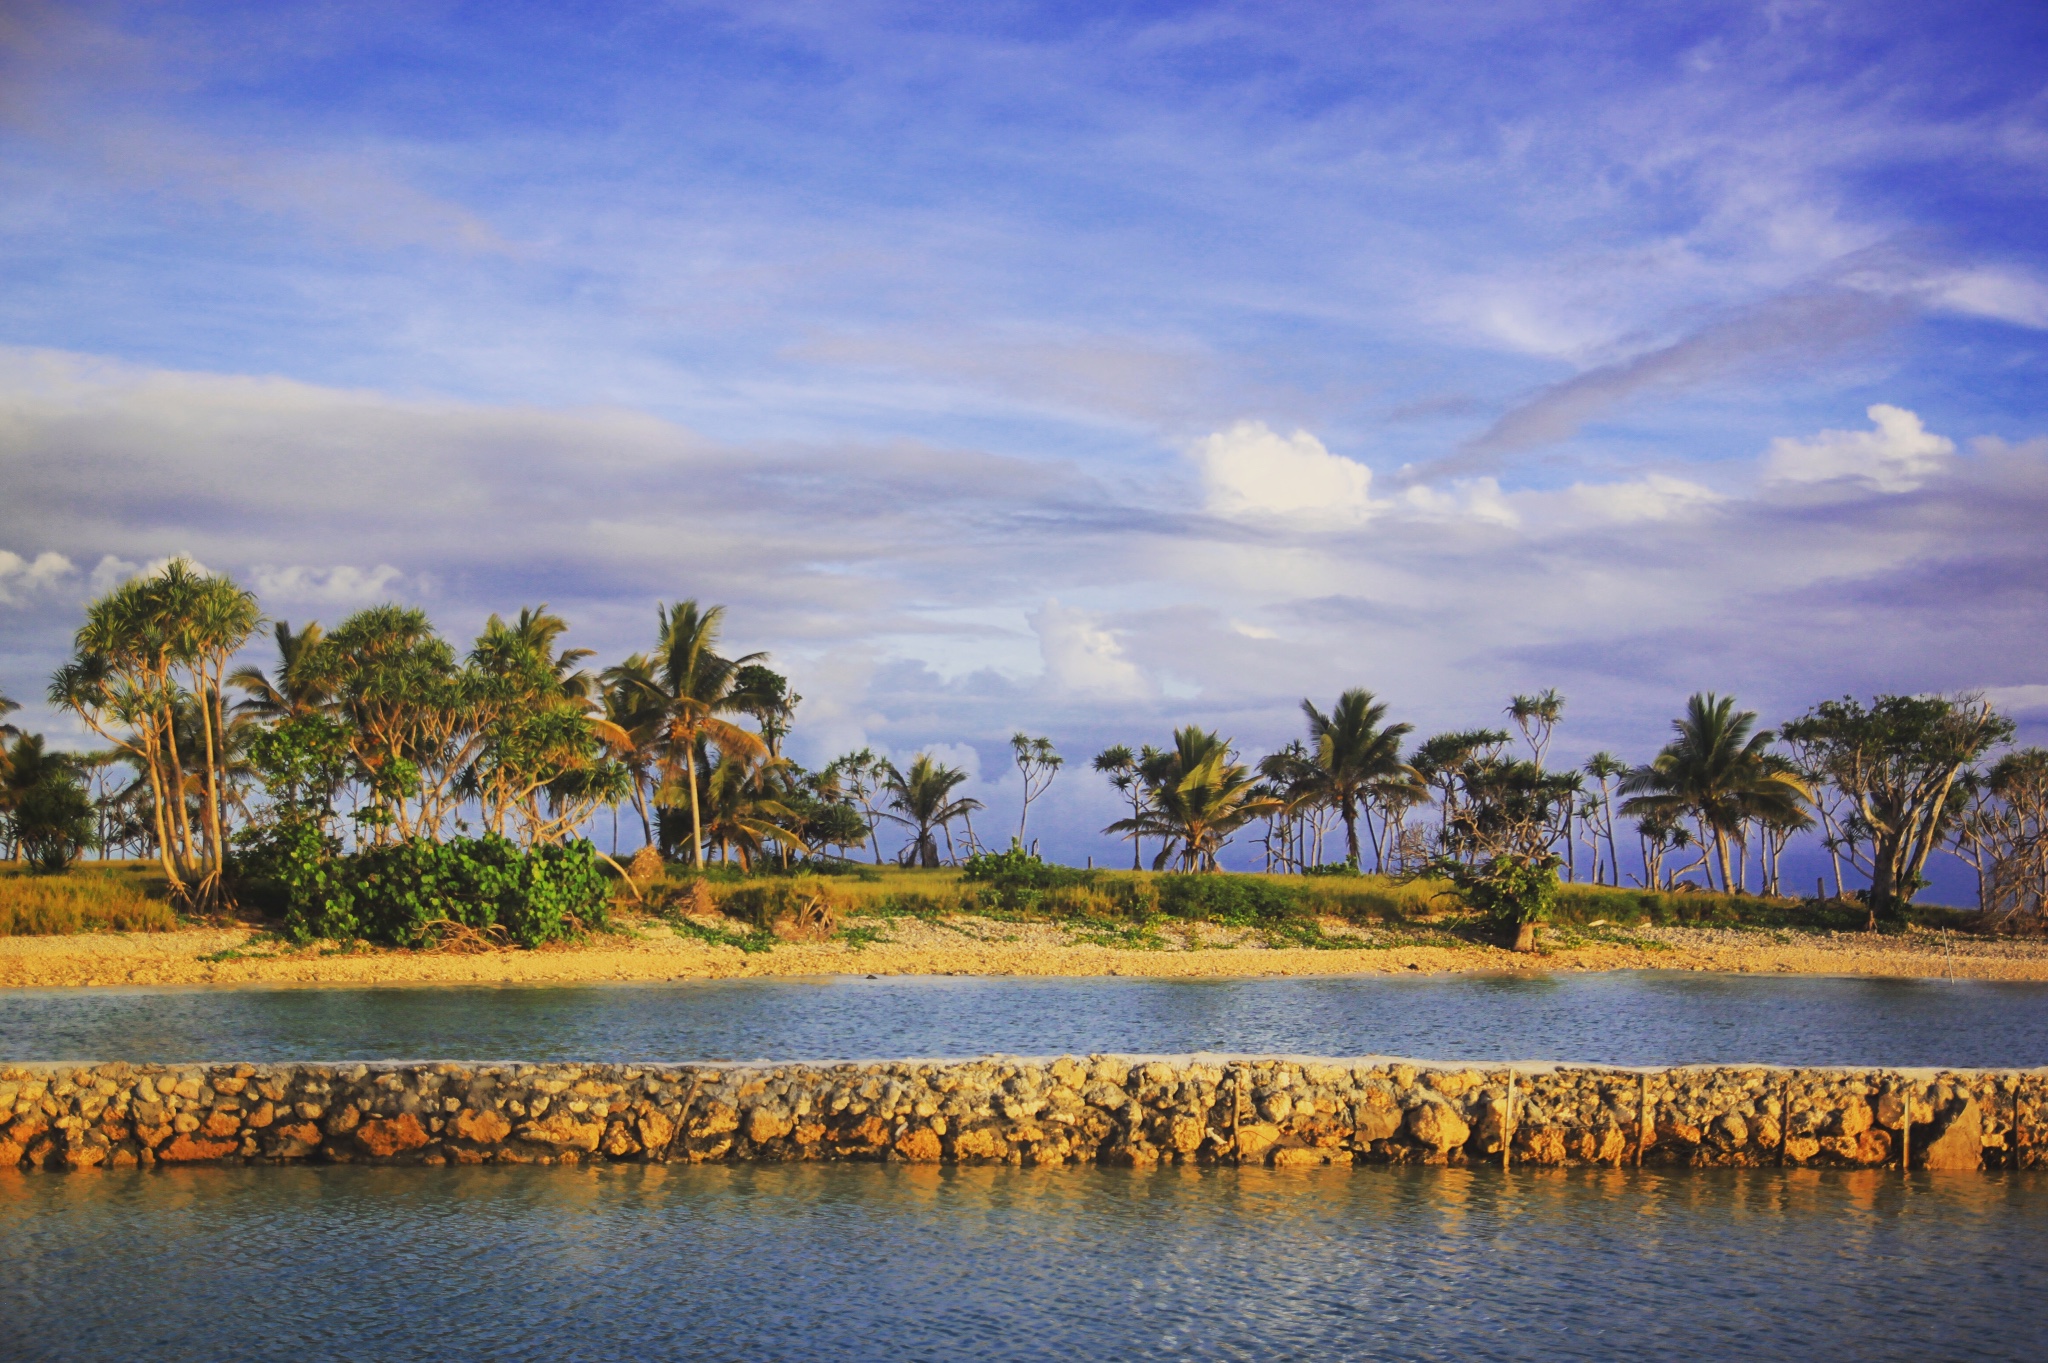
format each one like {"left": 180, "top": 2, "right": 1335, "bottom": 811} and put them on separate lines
{"left": 1297, "top": 689, "right": 1419, "bottom": 870}
{"left": 883, "top": 754, "right": 982, "bottom": 867}
{"left": 1619, "top": 693, "right": 1810, "bottom": 892}
{"left": 627, "top": 601, "right": 767, "bottom": 868}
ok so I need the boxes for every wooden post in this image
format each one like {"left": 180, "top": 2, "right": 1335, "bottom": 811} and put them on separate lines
{"left": 1502, "top": 1068, "right": 1515, "bottom": 1171}
{"left": 1900, "top": 1083, "right": 1912, "bottom": 1173}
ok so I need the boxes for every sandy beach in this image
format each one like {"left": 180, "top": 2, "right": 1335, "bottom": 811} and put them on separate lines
{"left": 4, "top": 913, "right": 2044, "bottom": 988}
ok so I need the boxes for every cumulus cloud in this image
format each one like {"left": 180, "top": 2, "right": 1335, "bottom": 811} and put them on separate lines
{"left": 1193, "top": 421, "right": 1377, "bottom": 526}
{"left": 1029, "top": 599, "right": 1148, "bottom": 699}
{"left": 0, "top": 550, "right": 73, "bottom": 605}
{"left": 252, "top": 564, "right": 409, "bottom": 605}
{"left": 1763, "top": 404, "right": 1955, "bottom": 493}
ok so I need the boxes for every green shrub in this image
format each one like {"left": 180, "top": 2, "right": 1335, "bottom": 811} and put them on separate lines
{"left": 267, "top": 834, "right": 612, "bottom": 947}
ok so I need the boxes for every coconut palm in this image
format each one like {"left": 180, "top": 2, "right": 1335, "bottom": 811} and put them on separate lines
{"left": 228, "top": 621, "right": 334, "bottom": 722}
{"left": 626, "top": 601, "right": 768, "bottom": 868}
{"left": 1582, "top": 751, "right": 1628, "bottom": 885}
{"left": 0, "top": 687, "right": 20, "bottom": 737}
{"left": 690, "top": 750, "right": 809, "bottom": 870}
{"left": 599, "top": 653, "right": 667, "bottom": 849}
{"left": 1297, "top": 689, "right": 1419, "bottom": 870}
{"left": 1112, "top": 727, "right": 1281, "bottom": 871}
{"left": 1619, "top": 693, "right": 1810, "bottom": 892}
{"left": 883, "top": 753, "right": 982, "bottom": 867}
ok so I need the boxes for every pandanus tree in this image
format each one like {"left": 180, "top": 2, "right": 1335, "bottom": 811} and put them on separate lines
{"left": 51, "top": 559, "right": 258, "bottom": 906}
{"left": 1620, "top": 693, "right": 1811, "bottom": 896}
{"left": 883, "top": 753, "right": 982, "bottom": 867}
{"left": 466, "top": 604, "right": 625, "bottom": 845}
{"left": 1109, "top": 727, "right": 1280, "bottom": 871}
{"left": 1093, "top": 744, "right": 1145, "bottom": 869}
{"left": 316, "top": 604, "right": 476, "bottom": 844}
{"left": 1298, "top": 689, "right": 1419, "bottom": 870}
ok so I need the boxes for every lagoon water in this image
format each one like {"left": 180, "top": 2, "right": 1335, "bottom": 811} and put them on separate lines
{"left": 6, "top": 970, "right": 2048, "bottom": 1067}
{"left": 11, "top": 971, "right": 2048, "bottom": 1359}
{"left": 4, "top": 1161, "right": 2044, "bottom": 1361}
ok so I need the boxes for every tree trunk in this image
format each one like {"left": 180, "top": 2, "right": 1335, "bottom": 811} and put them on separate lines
{"left": 685, "top": 746, "right": 704, "bottom": 869}
{"left": 1513, "top": 920, "right": 1538, "bottom": 952}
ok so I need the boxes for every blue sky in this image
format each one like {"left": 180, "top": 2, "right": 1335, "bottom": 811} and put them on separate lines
{"left": 3, "top": 1, "right": 2046, "bottom": 879}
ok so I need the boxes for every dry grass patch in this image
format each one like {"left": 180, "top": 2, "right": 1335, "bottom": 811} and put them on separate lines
{"left": 0, "top": 862, "right": 179, "bottom": 935}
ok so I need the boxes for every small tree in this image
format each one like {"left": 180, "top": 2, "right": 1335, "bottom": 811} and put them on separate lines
{"left": 1011, "top": 733, "right": 1062, "bottom": 846}
{"left": 1782, "top": 694, "right": 2012, "bottom": 926}
{"left": 1430, "top": 851, "right": 1559, "bottom": 952}
{"left": 1092, "top": 744, "right": 1145, "bottom": 869}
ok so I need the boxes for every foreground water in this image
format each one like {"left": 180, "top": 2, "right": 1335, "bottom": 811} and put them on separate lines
{"left": 6, "top": 970, "right": 2048, "bottom": 1067}
{"left": 3, "top": 1162, "right": 2042, "bottom": 1361}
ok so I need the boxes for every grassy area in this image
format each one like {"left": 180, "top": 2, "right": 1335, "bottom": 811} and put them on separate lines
{"left": 0, "top": 861, "right": 180, "bottom": 935}
{"left": 644, "top": 863, "right": 1940, "bottom": 941}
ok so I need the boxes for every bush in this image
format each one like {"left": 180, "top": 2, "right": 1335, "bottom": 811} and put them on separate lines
{"left": 1153, "top": 874, "right": 1302, "bottom": 925}
{"left": 263, "top": 834, "right": 613, "bottom": 947}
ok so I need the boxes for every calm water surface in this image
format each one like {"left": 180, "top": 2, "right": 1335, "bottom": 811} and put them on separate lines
{"left": 3, "top": 1162, "right": 2042, "bottom": 1361}
{"left": 6, "top": 971, "right": 2048, "bottom": 1066}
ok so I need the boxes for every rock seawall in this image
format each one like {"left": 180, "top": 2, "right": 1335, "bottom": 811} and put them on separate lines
{"left": 4, "top": 1057, "right": 2041, "bottom": 1173}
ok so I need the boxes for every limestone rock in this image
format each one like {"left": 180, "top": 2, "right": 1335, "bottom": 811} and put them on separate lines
{"left": 518, "top": 1115, "right": 603, "bottom": 1151}
{"left": 355, "top": 1114, "right": 430, "bottom": 1157}
{"left": 1918, "top": 1100, "right": 1983, "bottom": 1171}
{"left": 452, "top": 1108, "right": 513, "bottom": 1144}
{"left": 1404, "top": 1101, "right": 1471, "bottom": 1154}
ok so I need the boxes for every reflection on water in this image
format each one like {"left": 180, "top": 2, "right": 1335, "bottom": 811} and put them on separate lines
{"left": 5, "top": 970, "right": 2048, "bottom": 1067}
{"left": 2, "top": 1162, "right": 2041, "bottom": 1361}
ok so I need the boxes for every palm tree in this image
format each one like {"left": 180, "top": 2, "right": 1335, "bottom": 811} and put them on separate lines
{"left": 1619, "top": 693, "right": 1810, "bottom": 892}
{"left": 0, "top": 687, "right": 20, "bottom": 737}
{"left": 628, "top": 601, "right": 767, "bottom": 869}
{"left": 1297, "top": 689, "right": 1419, "bottom": 870}
{"left": 228, "top": 621, "right": 334, "bottom": 721}
{"left": 883, "top": 754, "right": 982, "bottom": 867}
{"left": 1112, "top": 727, "right": 1281, "bottom": 871}
{"left": 692, "top": 750, "right": 809, "bottom": 869}
{"left": 599, "top": 653, "right": 666, "bottom": 849}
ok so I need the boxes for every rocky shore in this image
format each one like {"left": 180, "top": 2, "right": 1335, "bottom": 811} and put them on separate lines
{"left": 4, "top": 1055, "right": 2039, "bottom": 1174}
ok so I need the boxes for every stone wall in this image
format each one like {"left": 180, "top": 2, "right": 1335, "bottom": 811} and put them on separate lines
{"left": 3, "top": 1056, "right": 2042, "bottom": 1173}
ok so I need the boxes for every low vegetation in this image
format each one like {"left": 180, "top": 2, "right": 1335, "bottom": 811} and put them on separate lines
{"left": 0, "top": 863, "right": 179, "bottom": 935}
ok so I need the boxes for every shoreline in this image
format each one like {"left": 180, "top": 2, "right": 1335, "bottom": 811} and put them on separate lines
{"left": 6, "top": 914, "right": 2048, "bottom": 989}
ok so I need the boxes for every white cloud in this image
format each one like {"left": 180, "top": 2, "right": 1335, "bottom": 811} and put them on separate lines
{"left": 1982, "top": 684, "right": 2048, "bottom": 717}
{"left": 1194, "top": 421, "right": 1378, "bottom": 526}
{"left": 252, "top": 563, "right": 408, "bottom": 605}
{"left": 86, "top": 555, "right": 139, "bottom": 595}
{"left": 1029, "top": 599, "right": 1149, "bottom": 699}
{"left": 1559, "top": 474, "right": 1723, "bottom": 524}
{"left": 1396, "top": 477, "right": 1520, "bottom": 527}
{"left": 1763, "top": 404, "right": 1955, "bottom": 493}
{"left": 0, "top": 550, "right": 74, "bottom": 605}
